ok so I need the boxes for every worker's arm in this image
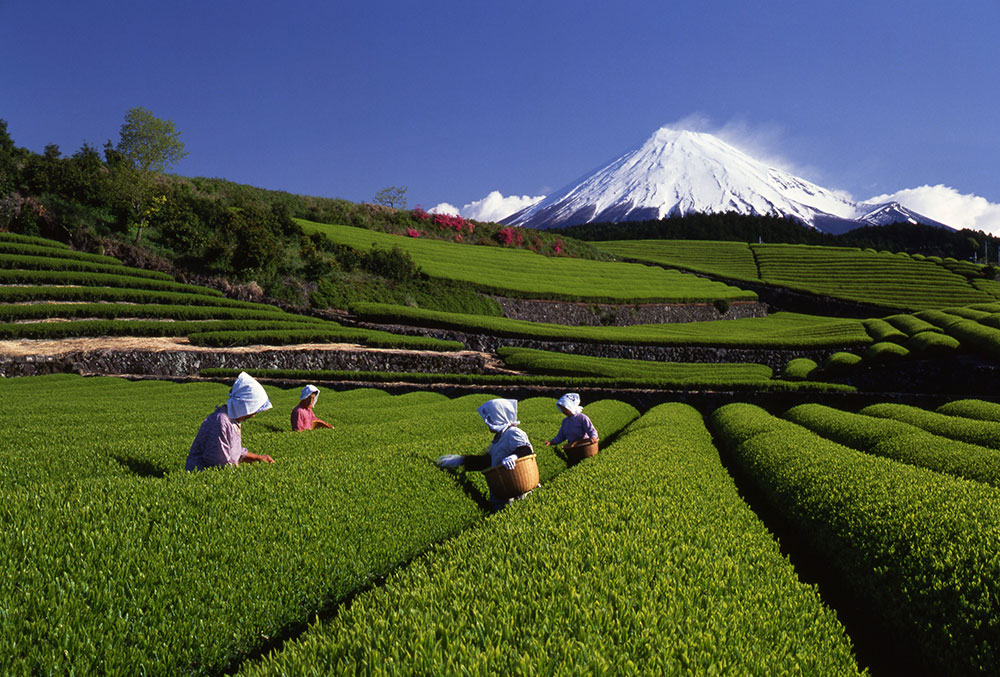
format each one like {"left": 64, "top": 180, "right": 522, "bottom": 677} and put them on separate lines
{"left": 240, "top": 451, "right": 274, "bottom": 464}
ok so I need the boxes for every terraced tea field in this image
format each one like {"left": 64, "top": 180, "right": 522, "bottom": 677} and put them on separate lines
{"left": 0, "top": 232, "right": 459, "bottom": 350}
{"left": 296, "top": 220, "right": 755, "bottom": 303}
{"left": 594, "top": 238, "right": 998, "bottom": 310}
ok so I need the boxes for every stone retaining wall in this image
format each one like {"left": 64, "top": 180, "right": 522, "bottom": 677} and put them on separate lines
{"left": 0, "top": 346, "right": 492, "bottom": 378}
{"left": 351, "top": 321, "right": 846, "bottom": 372}
{"left": 492, "top": 296, "right": 768, "bottom": 325}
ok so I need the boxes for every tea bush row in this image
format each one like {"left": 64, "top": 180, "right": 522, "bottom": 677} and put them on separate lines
{"left": 0, "top": 268, "right": 224, "bottom": 295}
{"left": 187, "top": 328, "right": 463, "bottom": 351}
{"left": 0, "top": 376, "right": 640, "bottom": 674}
{"left": 0, "top": 240, "right": 121, "bottom": 264}
{"left": 0, "top": 252, "right": 174, "bottom": 281}
{"left": 243, "top": 403, "right": 863, "bottom": 676}
{"left": 783, "top": 403, "right": 1000, "bottom": 487}
{"left": 200, "top": 366, "right": 855, "bottom": 392}
{"left": 596, "top": 239, "right": 760, "bottom": 280}
{"left": 0, "top": 319, "right": 324, "bottom": 341}
{"left": 0, "top": 303, "right": 323, "bottom": 323}
{"left": 937, "top": 398, "right": 1000, "bottom": 422}
{"left": 0, "top": 285, "right": 268, "bottom": 309}
{"left": 860, "top": 402, "right": 1000, "bottom": 449}
{"left": 351, "top": 303, "right": 872, "bottom": 349}
{"left": 710, "top": 403, "right": 1000, "bottom": 675}
{"left": 0, "top": 231, "right": 71, "bottom": 248}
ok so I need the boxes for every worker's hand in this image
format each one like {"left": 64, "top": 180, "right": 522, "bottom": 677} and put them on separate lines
{"left": 259, "top": 454, "right": 274, "bottom": 464}
{"left": 436, "top": 454, "right": 463, "bottom": 469}
{"left": 544, "top": 440, "right": 552, "bottom": 446}
{"left": 501, "top": 455, "right": 517, "bottom": 470}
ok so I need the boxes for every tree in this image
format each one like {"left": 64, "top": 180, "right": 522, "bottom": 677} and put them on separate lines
{"left": 112, "top": 107, "right": 188, "bottom": 243}
{"left": 372, "top": 185, "right": 407, "bottom": 209}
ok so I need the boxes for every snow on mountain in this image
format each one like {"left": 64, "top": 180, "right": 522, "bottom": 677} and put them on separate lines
{"left": 502, "top": 127, "right": 948, "bottom": 233}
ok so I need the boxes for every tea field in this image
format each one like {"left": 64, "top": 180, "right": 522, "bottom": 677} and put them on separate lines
{"left": 296, "top": 219, "right": 755, "bottom": 304}
{"left": 2, "top": 375, "right": 999, "bottom": 673}
{"left": 595, "top": 239, "right": 999, "bottom": 310}
{"left": 0, "top": 232, "right": 458, "bottom": 350}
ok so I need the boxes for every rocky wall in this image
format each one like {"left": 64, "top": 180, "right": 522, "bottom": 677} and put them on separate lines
{"left": 491, "top": 296, "right": 768, "bottom": 325}
{"left": 0, "top": 346, "right": 492, "bottom": 378}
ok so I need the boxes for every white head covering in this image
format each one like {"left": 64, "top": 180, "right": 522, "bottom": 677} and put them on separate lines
{"left": 477, "top": 398, "right": 520, "bottom": 434}
{"left": 300, "top": 384, "right": 319, "bottom": 402}
{"left": 557, "top": 393, "right": 583, "bottom": 415}
{"left": 226, "top": 372, "right": 272, "bottom": 420}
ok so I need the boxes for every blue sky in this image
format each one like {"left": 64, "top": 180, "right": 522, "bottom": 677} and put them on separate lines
{"left": 3, "top": 1, "right": 999, "bottom": 229}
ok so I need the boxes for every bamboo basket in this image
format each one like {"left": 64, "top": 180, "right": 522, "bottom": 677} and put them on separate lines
{"left": 566, "top": 439, "right": 599, "bottom": 462}
{"left": 483, "top": 454, "right": 539, "bottom": 499}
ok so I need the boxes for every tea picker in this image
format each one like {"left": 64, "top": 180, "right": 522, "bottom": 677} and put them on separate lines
{"left": 545, "top": 393, "right": 599, "bottom": 461}
{"left": 185, "top": 371, "right": 275, "bottom": 471}
{"left": 291, "top": 384, "right": 334, "bottom": 431}
{"left": 436, "top": 398, "right": 539, "bottom": 510}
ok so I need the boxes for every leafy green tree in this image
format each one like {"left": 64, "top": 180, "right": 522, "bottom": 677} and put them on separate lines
{"left": 111, "top": 107, "right": 188, "bottom": 243}
{"left": 372, "top": 185, "right": 407, "bottom": 209}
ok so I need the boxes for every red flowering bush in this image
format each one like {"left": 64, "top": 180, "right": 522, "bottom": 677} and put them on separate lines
{"left": 406, "top": 227, "right": 421, "bottom": 238}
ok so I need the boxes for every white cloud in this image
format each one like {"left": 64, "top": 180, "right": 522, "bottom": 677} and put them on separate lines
{"left": 433, "top": 190, "right": 546, "bottom": 223}
{"left": 428, "top": 202, "right": 460, "bottom": 216}
{"left": 867, "top": 185, "right": 1000, "bottom": 235}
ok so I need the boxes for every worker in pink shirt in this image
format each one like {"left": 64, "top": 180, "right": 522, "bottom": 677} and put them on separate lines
{"left": 186, "top": 372, "right": 275, "bottom": 471}
{"left": 291, "top": 384, "right": 334, "bottom": 431}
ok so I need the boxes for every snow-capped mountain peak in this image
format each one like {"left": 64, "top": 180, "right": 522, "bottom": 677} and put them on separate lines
{"left": 502, "top": 126, "right": 947, "bottom": 233}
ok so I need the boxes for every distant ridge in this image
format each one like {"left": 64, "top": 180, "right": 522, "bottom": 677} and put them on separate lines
{"left": 503, "top": 127, "right": 950, "bottom": 234}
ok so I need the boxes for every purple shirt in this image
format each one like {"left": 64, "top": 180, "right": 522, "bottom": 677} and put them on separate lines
{"left": 186, "top": 405, "right": 248, "bottom": 471}
{"left": 549, "top": 413, "right": 598, "bottom": 446}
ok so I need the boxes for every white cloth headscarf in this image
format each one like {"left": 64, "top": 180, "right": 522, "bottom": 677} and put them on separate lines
{"left": 477, "top": 398, "right": 520, "bottom": 434}
{"left": 300, "top": 384, "right": 319, "bottom": 402}
{"left": 557, "top": 393, "right": 583, "bottom": 415}
{"left": 227, "top": 372, "right": 273, "bottom": 420}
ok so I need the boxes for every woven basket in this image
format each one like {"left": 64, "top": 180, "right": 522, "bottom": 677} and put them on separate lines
{"left": 483, "top": 454, "right": 539, "bottom": 499}
{"left": 566, "top": 439, "right": 599, "bottom": 462}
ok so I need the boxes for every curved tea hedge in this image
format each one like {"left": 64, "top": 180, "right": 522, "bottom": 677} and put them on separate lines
{"left": 860, "top": 402, "right": 1000, "bottom": 450}
{"left": 597, "top": 239, "right": 760, "bottom": 280}
{"left": 711, "top": 403, "right": 1000, "bottom": 675}
{"left": 244, "top": 403, "right": 863, "bottom": 676}
{"left": 0, "top": 252, "right": 175, "bottom": 281}
{"left": 937, "top": 399, "right": 1000, "bottom": 422}
{"left": 783, "top": 403, "right": 1000, "bottom": 488}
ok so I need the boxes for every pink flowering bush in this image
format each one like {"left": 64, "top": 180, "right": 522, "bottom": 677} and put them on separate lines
{"left": 406, "top": 227, "right": 421, "bottom": 238}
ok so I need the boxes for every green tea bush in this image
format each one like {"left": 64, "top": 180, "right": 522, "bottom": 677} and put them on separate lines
{"left": 243, "top": 403, "right": 863, "bottom": 676}
{"left": 883, "top": 313, "right": 942, "bottom": 336}
{"left": 710, "top": 403, "right": 1000, "bottom": 675}
{"left": 597, "top": 239, "right": 760, "bottom": 281}
{"left": 861, "top": 402, "right": 1000, "bottom": 449}
{"left": 905, "top": 330, "right": 960, "bottom": 355}
{"left": 188, "top": 327, "right": 463, "bottom": 351}
{"left": 937, "top": 399, "right": 1000, "bottom": 422}
{"left": 784, "top": 403, "right": 1000, "bottom": 487}
{"left": 862, "top": 318, "right": 907, "bottom": 343}
{"left": 0, "top": 252, "right": 173, "bottom": 281}
{"left": 822, "top": 351, "right": 862, "bottom": 375}
{"left": 0, "top": 303, "right": 321, "bottom": 323}
{"left": 781, "top": 357, "right": 818, "bottom": 380}
{"left": 0, "top": 240, "right": 121, "bottom": 264}
{"left": 862, "top": 341, "right": 909, "bottom": 362}
{"left": 0, "top": 268, "right": 223, "bottom": 295}
{"left": 0, "top": 231, "right": 70, "bottom": 248}
{"left": 0, "top": 285, "right": 267, "bottom": 308}
{"left": 352, "top": 303, "right": 872, "bottom": 349}
{"left": 498, "top": 346, "right": 773, "bottom": 382}
{"left": 0, "top": 319, "right": 324, "bottom": 341}
{"left": 935, "top": 319, "right": 1000, "bottom": 359}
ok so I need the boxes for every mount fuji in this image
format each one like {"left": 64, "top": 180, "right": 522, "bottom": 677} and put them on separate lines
{"left": 502, "top": 127, "right": 949, "bottom": 233}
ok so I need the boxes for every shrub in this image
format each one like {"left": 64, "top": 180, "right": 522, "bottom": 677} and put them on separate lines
{"left": 862, "top": 341, "right": 910, "bottom": 362}
{"left": 782, "top": 358, "right": 818, "bottom": 380}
